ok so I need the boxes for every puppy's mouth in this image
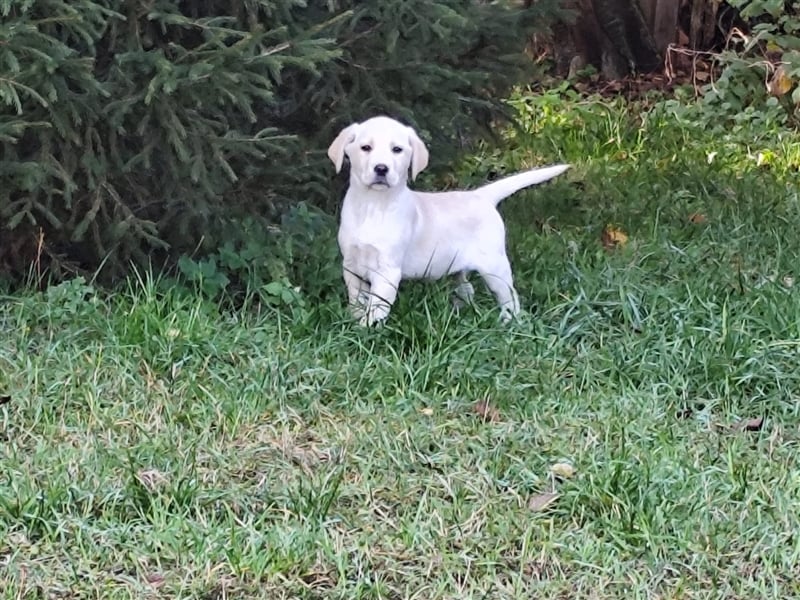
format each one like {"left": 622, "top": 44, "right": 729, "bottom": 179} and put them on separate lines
{"left": 368, "top": 177, "right": 391, "bottom": 189}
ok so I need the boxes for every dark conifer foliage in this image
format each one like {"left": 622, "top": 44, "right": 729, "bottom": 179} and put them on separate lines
{"left": 0, "top": 0, "right": 560, "bottom": 281}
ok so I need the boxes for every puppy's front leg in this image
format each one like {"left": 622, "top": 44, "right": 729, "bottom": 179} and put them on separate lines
{"left": 362, "top": 268, "right": 401, "bottom": 326}
{"left": 343, "top": 268, "right": 369, "bottom": 319}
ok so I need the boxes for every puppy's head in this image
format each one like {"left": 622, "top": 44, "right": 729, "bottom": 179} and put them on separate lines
{"left": 327, "top": 116, "right": 429, "bottom": 191}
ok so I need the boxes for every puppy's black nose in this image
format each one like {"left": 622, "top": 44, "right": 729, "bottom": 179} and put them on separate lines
{"left": 374, "top": 164, "right": 389, "bottom": 177}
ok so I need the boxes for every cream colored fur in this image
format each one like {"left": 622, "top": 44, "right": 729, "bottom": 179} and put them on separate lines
{"left": 328, "top": 115, "right": 569, "bottom": 325}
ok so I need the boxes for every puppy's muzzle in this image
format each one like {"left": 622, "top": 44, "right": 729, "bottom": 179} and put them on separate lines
{"left": 371, "top": 163, "right": 390, "bottom": 187}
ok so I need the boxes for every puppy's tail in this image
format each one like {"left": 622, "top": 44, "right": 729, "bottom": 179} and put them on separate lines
{"left": 477, "top": 164, "right": 570, "bottom": 206}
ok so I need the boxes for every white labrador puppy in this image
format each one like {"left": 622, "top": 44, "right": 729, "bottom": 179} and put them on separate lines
{"left": 328, "top": 115, "right": 569, "bottom": 325}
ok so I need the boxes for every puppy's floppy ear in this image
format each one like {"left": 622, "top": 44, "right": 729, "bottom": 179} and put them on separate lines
{"left": 407, "top": 126, "right": 429, "bottom": 180}
{"left": 327, "top": 123, "right": 360, "bottom": 173}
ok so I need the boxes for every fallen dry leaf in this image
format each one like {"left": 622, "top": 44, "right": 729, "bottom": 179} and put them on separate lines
{"left": 737, "top": 416, "right": 764, "bottom": 432}
{"left": 601, "top": 225, "right": 628, "bottom": 250}
{"left": 528, "top": 492, "right": 559, "bottom": 512}
{"left": 145, "top": 573, "right": 167, "bottom": 588}
{"left": 766, "top": 40, "right": 783, "bottom": 54}
{"left": 769, "top": 65, "right": 793, "bottom": 96}
{"left": 473, "top": 399, "right": 501, "bottom": 422}
{"left": 300, "top": 565, "right": 336, "bottom": 589}
{"left": 688, "top": 212, "right": 707, "bottom": 224}
{"left": 419, "top": 407, "right": 434, "bottom": 417}
{"left": 137, "top": 469, "right": 169, "bottom": 491}
{"left": 550, "top": 462, "right": 576, "bottom": 479}
{"left": 694, "top": 70, "right": 710, "bottom": 82}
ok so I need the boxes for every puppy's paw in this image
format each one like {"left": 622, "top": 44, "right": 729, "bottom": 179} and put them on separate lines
{"left": 499, "top": 306, "right": 522, "bottom": 324}
{"left": 452, "top": 281, "right": 475, "bottom": 310}
{"left": 349, "top": 302, "right": 367, "bottom": 320}
{"left": 361, "top": 304, "right": 391, "bottom": 327}
{"left": 499, "top": 307, "right": 529, "bottom": 325}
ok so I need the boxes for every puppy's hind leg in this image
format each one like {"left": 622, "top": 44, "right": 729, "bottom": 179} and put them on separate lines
{"left": 478, "top": 259, "right": 520, "bottom": 323}
{"left": 452, "top": 271, "right": 475, "bottom": 310}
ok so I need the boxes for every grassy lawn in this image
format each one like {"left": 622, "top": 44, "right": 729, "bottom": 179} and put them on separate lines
{"left": 2, "top": 92, "right": 800, "bottom": 598}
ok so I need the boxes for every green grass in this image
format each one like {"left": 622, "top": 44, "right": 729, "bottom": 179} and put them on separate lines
{"left": 2, "top": 92, "right": 800, "bottom": 598}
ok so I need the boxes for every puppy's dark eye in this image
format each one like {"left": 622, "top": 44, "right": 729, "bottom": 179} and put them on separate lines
{"left": 392, "top": 146, "right": 403, "bottom": 154}
{"left": 361, "top": 145, "right": 372, "bottom": 152}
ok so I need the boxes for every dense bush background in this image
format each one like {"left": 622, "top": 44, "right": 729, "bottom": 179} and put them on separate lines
{"left": 3, "top": 0, "right": 796, "bottom": 297}
{"left": 0, "top": 0, "right": 562, "bottom": 288}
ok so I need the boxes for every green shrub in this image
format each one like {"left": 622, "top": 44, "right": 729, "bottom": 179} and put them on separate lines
{"left": 0, "top": 0, "right": 563, "bottom": 287}
{"left": 177, "top": 202, "right": 339, "bottom": 307}
{"left": 697, "top": 0, "right": 800, "bottom": 128}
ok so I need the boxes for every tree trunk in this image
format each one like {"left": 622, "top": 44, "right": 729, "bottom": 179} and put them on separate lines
{"left": 554, "top": 0, "right": 688, "bottom": 78}
{"left": 592, "top": 0, "right": 662, "bottom": 73}
{"left": 550, "top": 0, "right": 604, "bottom": 76}
{"left": 689, "top": 0, "right": 721, "bottom": 49}
{"left": 652, "top": 0, "right": 680, "bottom": 55}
